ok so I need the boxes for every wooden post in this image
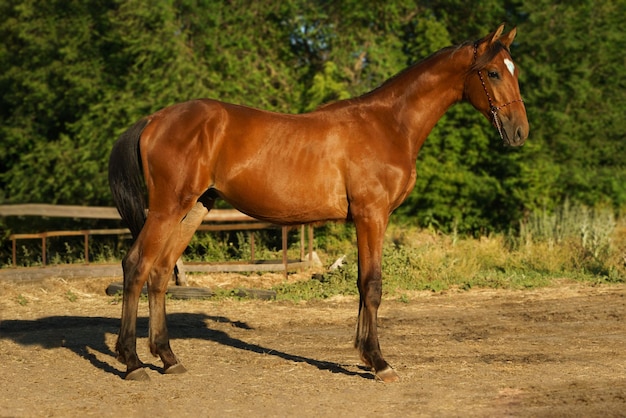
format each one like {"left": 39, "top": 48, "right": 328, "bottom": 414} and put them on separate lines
{"left": 300, "top": 225, "right": 305, "bottom": 261}
{"left": 250, "top": 231, "right": 255, "bottom": 263}
{"left": 12, "top": 237, "right": 16, "bottom": 267}
{"left": 282, "top": 226, "right": 288, "bottom": 279}
{"left": 308, "top": 225, "right": 313, "bottom": 262}
{"left": 41, "top": 236, "right": 47, "bottom": 266}
{"left": 83, "top": 231, "right": 89, "bottom": 265}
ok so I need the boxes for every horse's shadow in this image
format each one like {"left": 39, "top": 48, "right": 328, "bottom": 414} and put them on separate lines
{"left": 0, "top": 312, "right": 373, "bottom": 380}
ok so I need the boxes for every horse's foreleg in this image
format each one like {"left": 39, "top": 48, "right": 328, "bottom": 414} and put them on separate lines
{"left": 147, "top": 202, "right": 210, "bottom": 374}
{"left": 353, "top": 214, "right": 400, "bottom": 383}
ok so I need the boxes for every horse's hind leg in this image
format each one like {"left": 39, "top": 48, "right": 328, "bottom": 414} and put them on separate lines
{"left": 146, "top": 201, "right": 210, "bottom": 374}
{"left": 117, "top": 216, "right": 180, "bottom": 380}
{"left": 117, "top": 246, "right": 149, "bottom": 380}
{"left": 117, "top": 201, "right": 204, "bottom": 380}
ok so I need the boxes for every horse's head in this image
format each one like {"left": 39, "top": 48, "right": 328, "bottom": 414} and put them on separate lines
{"left": 464, "top": 25, "right": 529, "bottom": 146}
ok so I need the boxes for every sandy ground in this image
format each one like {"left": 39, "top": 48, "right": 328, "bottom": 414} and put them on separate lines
{"left": 0, "top": 274, "right": 625, "bottom": 417}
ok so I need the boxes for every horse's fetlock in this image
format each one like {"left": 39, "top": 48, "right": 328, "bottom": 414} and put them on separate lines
{"left": 149, "top": 342, "right": 159, "bottom": 358}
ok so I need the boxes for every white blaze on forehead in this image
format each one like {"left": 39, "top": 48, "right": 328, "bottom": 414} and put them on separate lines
{"left": 504, "top": 58, "right": 515, "bottom": 76}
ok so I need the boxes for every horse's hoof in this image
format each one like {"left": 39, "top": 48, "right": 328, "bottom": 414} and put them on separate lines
{"left": 375, "top": 366, "right": 400, "bottom": 383}
{"left": 164, "top": 363, "right": 187, "bottom": 375}
{"left": 125, "top": 368, "right": 150, "bottom": 381}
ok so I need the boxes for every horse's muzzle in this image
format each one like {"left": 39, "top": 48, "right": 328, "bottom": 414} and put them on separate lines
{"left": 500, "top": 117, "right": 529, "bottom": 147}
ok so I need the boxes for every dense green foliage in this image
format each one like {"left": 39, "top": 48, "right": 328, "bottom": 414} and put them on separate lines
{"left": 1, "top": 0, "right": 624, "bottom": 236}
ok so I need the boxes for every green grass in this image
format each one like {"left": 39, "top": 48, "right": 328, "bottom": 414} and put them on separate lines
{"left": 16, "top": 294, "right": 28, "bottom": 306}
{"left": 272, "top": 206, "right": 625, "bottom": 301}
{"left": 66, "top": 290, "right": 78, "bottom": 302}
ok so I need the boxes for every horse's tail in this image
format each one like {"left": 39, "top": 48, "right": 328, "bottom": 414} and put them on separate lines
{"left": 108, "top": 118, "right": 150, "bottom": 240}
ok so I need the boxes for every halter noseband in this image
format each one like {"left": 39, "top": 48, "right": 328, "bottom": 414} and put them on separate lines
{"left": 472, "top": 42, "right": 524, "bottom": 140}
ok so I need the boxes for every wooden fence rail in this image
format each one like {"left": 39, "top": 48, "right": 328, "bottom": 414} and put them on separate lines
{"left": 1, "top": 204, "right": 314, "bottom": 274}
{"left": 0, "top": 203, "right": 256, "bottom": 222}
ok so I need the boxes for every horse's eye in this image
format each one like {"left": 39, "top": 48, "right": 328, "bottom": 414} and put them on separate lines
{"left": 488, "top": 71, "right": 500, "bottom": 79}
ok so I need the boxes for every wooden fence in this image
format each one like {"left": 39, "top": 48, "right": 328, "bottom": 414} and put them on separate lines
{"left": 0, "top": 204, "right": 314, "bottom": 274}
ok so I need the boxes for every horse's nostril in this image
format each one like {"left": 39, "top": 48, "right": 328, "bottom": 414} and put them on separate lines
{"left": 514, "top": 126, "right": 527, "bottom": 145}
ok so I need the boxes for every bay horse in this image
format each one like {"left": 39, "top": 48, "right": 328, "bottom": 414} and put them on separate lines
{"left": 109, "top": 24, "right": 528, "bottom": 382}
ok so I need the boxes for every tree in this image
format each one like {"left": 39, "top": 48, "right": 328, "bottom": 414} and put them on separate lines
{"left": 516, "top": 0, "right": 626, "bottom": 210}
{"left": 0, "top": 0, "right": 623, "bottom": 237}
{"left": 0, "top": 0, "right": 110, "bottom": 203}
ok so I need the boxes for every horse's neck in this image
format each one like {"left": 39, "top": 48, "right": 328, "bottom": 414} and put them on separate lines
{"left": 364, "top": 46, "right": 471, "bottom": 160}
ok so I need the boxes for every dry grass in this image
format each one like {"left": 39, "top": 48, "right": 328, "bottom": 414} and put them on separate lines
{"left": 275, "top": 209, "right": 625, "bottom": 301}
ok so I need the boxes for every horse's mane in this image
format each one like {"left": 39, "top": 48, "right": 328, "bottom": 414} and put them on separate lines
{"left": 316, "top": 37, "right": 510, "bottom": 110}
{"left": 368, "top": 37, "right": 510, "bottom": 93}
{"left": 344, "top": 46, "right": 459, "bottom": 104}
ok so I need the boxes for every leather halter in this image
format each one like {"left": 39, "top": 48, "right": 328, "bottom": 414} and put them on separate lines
{"left": 473, "top": 43, "right": 524, "bottom": 140}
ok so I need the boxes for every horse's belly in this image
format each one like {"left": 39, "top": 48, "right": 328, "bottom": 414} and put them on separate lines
{"left": 214, "top": 176, "right": 348, "bottom": 224}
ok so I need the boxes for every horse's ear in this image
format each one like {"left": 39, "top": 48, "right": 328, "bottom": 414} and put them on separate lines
{"left": 499, "top": 27, "right": 517, "bottom": 48}
{"left": 488, "top": 24, "right": 505, "bottom": 45}
{"left": 478, "top": 24, "right": 505, "bottom": 47}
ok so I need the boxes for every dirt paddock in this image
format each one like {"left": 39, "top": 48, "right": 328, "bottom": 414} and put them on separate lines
{"left": 0, "top": 274, "right": 624, "bottom": 417}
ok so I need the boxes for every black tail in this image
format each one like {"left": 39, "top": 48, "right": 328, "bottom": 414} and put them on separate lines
{"left": 108, "top": 118, "right": 150, "bottom": 240}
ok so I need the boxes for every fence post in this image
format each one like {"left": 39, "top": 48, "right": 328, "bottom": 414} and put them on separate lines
{"left": 308, "top": 225, "right": 313, "bottom": 262}
{"left": 300, "top": 225, "right": 305, "bottom": 261}
{"left": 83, "top": 231, "right": 89, "bottom": 265}
{"left": 282, "top": 226, "right": 288, "bottom": 279}
{"left": 41, "top": 236, "right": 47, "bottom": 266}
{"left": 250, "top": 231, "right": 255, "bottom": 263}
{"left": 12, "top": 237, "right": 16, "bottom": 267}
